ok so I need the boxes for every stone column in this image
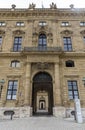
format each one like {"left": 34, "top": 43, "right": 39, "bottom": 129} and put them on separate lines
{"left": 54, "top": 63, "right": 61, "bottom": 105}
{"left": 24, "top": 63, "right": 31, "bottom": 106}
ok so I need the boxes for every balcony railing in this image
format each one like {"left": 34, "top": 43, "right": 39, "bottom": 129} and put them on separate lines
{"left": 23, "top": 46, "right": 62, "bottom": 52}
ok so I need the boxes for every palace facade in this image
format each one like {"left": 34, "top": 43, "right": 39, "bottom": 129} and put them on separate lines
{"left": 0, "top": 3, "right": 85, "bottom": 118}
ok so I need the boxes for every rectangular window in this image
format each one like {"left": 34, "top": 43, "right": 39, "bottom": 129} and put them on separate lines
{"left": 0, "top": 22, "right": 6, "bottom": 26}
{"left": 68, "top": 81, "right": 79, "bottom": 99}
{"left": 80, "top": 22, "right": 85, "bottom": 26}
{"left": 16, "top": 22, "right": 24, "bottom": 26}
{"left": 63, "top": 37, "right": 72, "bottom": 51}
{"left": 39, "top": 21, "right": 47, "bottom": 26}
{"left": 11, "top": 61, "right": 20, "bottom": 67}
{"left": 0, "top": 37, "right": 2, "bottom": 45}
{"left": 13, "top": 37, "right": 22, "bottom": 52}
{"left": 7, "top": 80, "right": 18, "bottom": 100}
{"left": 61, "top": 22, "right": 69, "bottom": 26}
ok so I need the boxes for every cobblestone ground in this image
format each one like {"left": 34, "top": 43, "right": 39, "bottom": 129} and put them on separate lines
{"left": 0, "top": 117, "right": 85, "bottom": 130}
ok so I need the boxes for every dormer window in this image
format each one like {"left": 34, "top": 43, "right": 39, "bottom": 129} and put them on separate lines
{"left": 39, "top": 21, "right": 47, "bottom": 26}
{"left": 0, "top": 22, "right": 6, "bottom": 27}
{"left": 16, "top": 22, "right": 24, "bottom": 26}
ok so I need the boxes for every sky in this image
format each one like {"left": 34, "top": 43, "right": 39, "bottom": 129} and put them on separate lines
{"left": 0, "top": 0, "right": 85, "bottom": 9}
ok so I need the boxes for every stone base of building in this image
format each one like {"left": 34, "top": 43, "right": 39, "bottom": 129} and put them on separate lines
{"left": 0, "top": 106, "right": 32, "bottom": 119}
{"left": 53, "top": 107, "right": 66, "bottom": 117}
{"left": 65, "top": 107, "right": 85, "bottom": 118}
{"left": 0, "top": 106, "right": 85, "bottom": 119}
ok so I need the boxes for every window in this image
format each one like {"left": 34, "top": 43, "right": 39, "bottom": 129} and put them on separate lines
{"left": 0, "top": 37, "right": 2, "bottom": 45}
{"left": 0, "top": 22, "right": 6, "bottom": 26}
{"left": 11, "top": 60, "right": 20, "bottom": 67}
{"left": 65, "top": 60, "right": 74, "bottom": 67}
{"left": 7, "top": 80, "right": 18, "bottom": 100}
{"left": 13, "top": 37, "right": 22, "bottom": 52}
{"left": 61, "top": 22, "right": 69, "bottom": 26}
{"left": 80, "top": 22, "right": 85, "bottom": 26}
{"left": 68, "top": 81, "right": 79, "bottom": 99}
{"left": 63, "top": 37, "right": 72, "bottom": 51}
{"left": 39, "top": 21, "right": 47, "bottom": 26}
{"left": 38, "top": 34, "right": 47, "bottom": 47}
{"left": 83, "top": 37, "right": 85, "bottom": 43}
{"left": 16, "top": 22, "right": 24, "bottom": 26}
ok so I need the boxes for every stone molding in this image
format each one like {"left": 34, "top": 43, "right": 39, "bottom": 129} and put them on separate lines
{"left": 60, "top": 30, "right": 73, "bottom": 35}
{"left": 13, "top": 30, "right": 25, "bottom": 35}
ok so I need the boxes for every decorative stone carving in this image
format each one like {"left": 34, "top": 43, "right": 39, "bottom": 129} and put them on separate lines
{"left": 13, "top": 30, "right": 25, "bottom": 35}
{"left": 11, "top": 4, "right": 16, "bottom": 9}
{"left": 80, "top": 30, "right": 85, "bottom": 35}
{"left": 0, "top": 30, "right": 5, "bottom": 35}
{"left": 36, "top": 62, "right": 50, "bottom": 70}
{"left": 60, "top": 30, "right": 73, "bottom": 35}
{"left": 29, "top": 3, "right": 36, "bottom": 9}
{"left": 50, "top": 2, "right": 57, "bottom": 9}
{"left": 47, "top": 32, "right": 53, "bottom": 44}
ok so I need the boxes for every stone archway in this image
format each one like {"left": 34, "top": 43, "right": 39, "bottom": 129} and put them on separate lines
{"left": 32, "top": 72, "right": 53, "bottom": 115}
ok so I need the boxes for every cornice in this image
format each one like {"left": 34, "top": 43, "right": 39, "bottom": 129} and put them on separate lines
{"left": 0, "top": 8, "right": 85, "bottom": 18}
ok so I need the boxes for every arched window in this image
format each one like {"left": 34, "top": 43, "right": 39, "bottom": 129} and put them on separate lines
{"left": 11, "top": 60, "right": 20, "bottom": 67}
{"left": 65, "top": 60, "right": 74, "bottom": 67}
{"left": 38, "top": 34, "right": 47, "bottom": 47}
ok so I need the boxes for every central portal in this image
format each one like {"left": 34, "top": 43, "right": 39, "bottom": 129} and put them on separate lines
{"left": 32, "top": 72, "right": 53, "bottom": 115}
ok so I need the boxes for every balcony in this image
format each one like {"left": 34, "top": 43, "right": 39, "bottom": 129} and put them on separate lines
{"left": 23, "top": 46, "right": 62, "bottom": 52}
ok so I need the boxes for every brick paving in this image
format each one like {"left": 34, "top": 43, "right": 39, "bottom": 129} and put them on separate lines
{"left": 0, "top": 116, "right": 85, "bottom": 130}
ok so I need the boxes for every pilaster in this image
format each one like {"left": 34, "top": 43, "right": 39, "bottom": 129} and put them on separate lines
{"left": 24, "top": 62, "right": 31, "bottom": 105}
{"left": 54, "top": 63, "right": 61, "bottom": 106}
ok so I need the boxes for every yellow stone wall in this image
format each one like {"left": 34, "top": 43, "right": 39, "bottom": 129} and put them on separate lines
{"left": 0, "top": 7, "right": 85, "bottom": 112}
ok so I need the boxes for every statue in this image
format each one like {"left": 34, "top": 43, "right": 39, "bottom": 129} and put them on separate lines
{"left": 29, "top": 3, "right": 36, "bottom": 9}
{"left": 50, "top": 2, "right": 57, "bottom": 9}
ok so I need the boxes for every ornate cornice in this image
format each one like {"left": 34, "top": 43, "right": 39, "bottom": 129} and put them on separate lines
{"left": 0, "top": 8, "right": 85, "bottom": 18}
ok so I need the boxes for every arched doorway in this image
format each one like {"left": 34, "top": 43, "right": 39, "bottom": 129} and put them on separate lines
{"left": 32, "top": 72, "right": 53, "bottom": 115}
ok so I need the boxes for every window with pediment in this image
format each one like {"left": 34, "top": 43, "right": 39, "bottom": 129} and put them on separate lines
{"left": 63, "top": 37, "right": 72, "bottom": 51}
{"left": 13, "top": 37, "right": 22, "bottom": 52}
{"left": 38, "top": 34, "right": 47, "bottom": 47}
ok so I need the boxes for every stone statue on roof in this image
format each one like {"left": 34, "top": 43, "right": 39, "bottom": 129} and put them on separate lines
{"left": 29, "top": 3, "right": 36, "bottom": 9}
{"left": 50, "top": 2, "right": 57, "bottom": 9}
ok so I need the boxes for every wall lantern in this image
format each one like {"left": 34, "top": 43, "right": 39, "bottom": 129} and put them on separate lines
{"left": 82, "top": 77, "right": 85, "bottom": 87}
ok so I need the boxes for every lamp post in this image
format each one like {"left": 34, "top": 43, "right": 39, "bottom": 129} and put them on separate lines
{"left": 82, "top": 77, "right": 85, "bottom": 87}
{"left": 0, "top": 79, "right": 5, "bottom": 98}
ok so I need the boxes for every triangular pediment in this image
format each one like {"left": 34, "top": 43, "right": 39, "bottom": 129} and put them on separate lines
{"left": 13, "top": 30, "right": 25, "bottom": 35}
{"left": 60, "top": 30, "right": 73, "bottom": 35}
